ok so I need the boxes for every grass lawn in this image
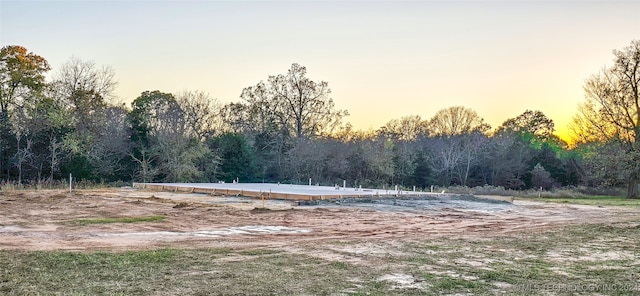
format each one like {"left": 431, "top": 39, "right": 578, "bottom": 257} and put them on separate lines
{"left": 521, "top": 195, "right": 640, "bottom": 207}
{"left": 68, "top": 215, "right": 166, "bottom": 226}
{"left": 2, "top": 221, "right": 640, "bottom": 295}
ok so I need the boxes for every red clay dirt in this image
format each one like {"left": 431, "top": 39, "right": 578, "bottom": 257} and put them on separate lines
{"left": 0, "top": 188, "right": 638, "bottom": 251}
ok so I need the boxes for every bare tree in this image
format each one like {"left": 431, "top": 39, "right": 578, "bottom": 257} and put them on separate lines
{"left": 53, "top": 56, "right": 116, "bottom": 101}
{"left": 89, "top": 106, "right": 132, "bottom": 180}
{"left": 176, "top": 90, "right": 221, "bottom": 140}
{"left": 377, "top": 115, "right": 429, "bottom": 141}
{"left": 130, "top": 147, "right": 158, "bottom": 183}
{"left": 12, "top": 131, "right": 32, "bottom": 184}
{"left": 286, "top": 138, "right": 327, "bottom": 184}
{"left": 428, "top": 106, "right": 490, "bottom": 137}
{"left": 425, "top": 136, "right": 464, "bottom": 186}
{"left": 52, "top": 57, "right": 117, "bottom": 135}
{"left": 241, "top": 63, "right": 348, "bottom": 139}
{"left": 324, "top": 138, "right": 351, "bottom": 181}
{"left": 455, "top": 133, "right": 489, "bottom": 186}
{"left": 48, "top": 133, "right": 64, "bottom": 181}
{"left": 129, "top": 90, "right": 211, "bottom": 182}
{"left": 572, "top": 40, "right": 640, "bottom": 198}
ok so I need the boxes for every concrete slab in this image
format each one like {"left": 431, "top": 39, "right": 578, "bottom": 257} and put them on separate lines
{"left": 133, "top": 182, "right": 437, "bottom": 201}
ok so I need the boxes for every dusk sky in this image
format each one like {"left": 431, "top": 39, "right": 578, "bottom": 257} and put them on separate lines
{"left": 2, "top": 1, "right": 639, "bottom": 141}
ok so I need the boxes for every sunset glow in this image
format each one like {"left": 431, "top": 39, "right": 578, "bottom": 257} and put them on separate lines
{"left": 2, "top": 1, "right": 638, "bottom": 142}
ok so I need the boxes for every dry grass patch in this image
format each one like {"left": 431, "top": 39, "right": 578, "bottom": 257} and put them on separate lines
{"left": 2, "top": 222, "right": 640, "bottom": 295}
{"left": 67, "top": 215, "right": 166, "bottom": 226}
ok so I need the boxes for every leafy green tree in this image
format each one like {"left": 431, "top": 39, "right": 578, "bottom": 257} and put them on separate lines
{"left": 129, "top": 90, "right": 213, "bottom": 182}
{"left": 411, "top": 152, "right": 432, "bottom": 189}
{"left": 285, "top": 138, "right": 327, "bottom": 184}
{"left": 480, "top": 133, "right": 532, "bottom": 189}
{"left": 51, "top": 57, "right": 127, "bottom": 182}
{"left": 0, "top": 46, "right": 50, "bottom": 112}
{"left": 87, "top": 105, "right": 132, "bottom": 181}
{"left": 0, "top": 45, "right": 50, "bottom": 180}
{"left": 493, "top": 110, "right": 575, "bottom": 189}
{"left": 362, "top": 137, "right": 395, "bottom": 186}
{"left": 496, "top": 110, "right": 555, "bottom": 139}
{"left": 37, "top": 96, "right": 72, "bottom": 181}
{"left": 129, "top": 91, "right": 179, "bottom": 181}
{"left": 208, "top": 133, "right": 256, "bottom": 183}
{"left": 129, "top": 91, "right": 181, "bottom": 147}
{"left": 530, "top": 163, "right": 556, "bottom": 190}
{"left": 220, "top": 101, "right": 287, "bottom": 182}
{"left": 391, "top": 141, "right": 417, "bottom": 187}
{"left": 231, "top": 64, "right": 349, "bottom": 181}
{"left": 525, "top": 145, "right": 565, "bottom": 188}
{"left": 573, "top": 141, "right": 629, "bottom": 188}
{"left": 10, "top": 90, "right": 71, "bottom": 182}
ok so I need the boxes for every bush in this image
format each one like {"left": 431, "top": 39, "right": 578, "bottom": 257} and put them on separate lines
{"left": 574, "top": 186, "right": 626, "bottom": 197}
{"left": 441, "top": 185, "right": 620, "bottom": 198}
{"left": 446, "top": 185, "right": 516, "bottom": 196}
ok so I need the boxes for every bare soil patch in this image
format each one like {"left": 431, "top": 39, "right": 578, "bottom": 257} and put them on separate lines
{"left": 3, "top": 188, "right": 640, "bottom": 295}
{"left": 1, "top": 188, "right": 637, "bottom": 252}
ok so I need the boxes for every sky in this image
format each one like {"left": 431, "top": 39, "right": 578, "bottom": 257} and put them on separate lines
{"left": 1, "top": 1, "right": 639, "bottom": 141}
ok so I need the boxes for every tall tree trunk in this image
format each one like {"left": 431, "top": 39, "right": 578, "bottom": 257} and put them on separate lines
{"left": 0, "top": 110, "right": 8, "bottom": 180}
{"left": 628, "top": 177, "right": 639, "bottom": 199}
{"left": 0, "top": 138, "right": 3, "bottom": 181}
{"left": 628, "top": 146, "right": 640, "bottom": 198}
{"left": 15, "top": 133, "right": 21, "bottom": 184}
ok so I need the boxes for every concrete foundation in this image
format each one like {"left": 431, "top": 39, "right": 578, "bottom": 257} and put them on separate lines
{"left": 132, "top": 182, "right": 513, "bottom": 203}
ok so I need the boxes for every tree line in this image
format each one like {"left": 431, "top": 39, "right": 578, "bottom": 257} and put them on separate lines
{"left": 1, "top": 40, "right": 638, "bottom": 197}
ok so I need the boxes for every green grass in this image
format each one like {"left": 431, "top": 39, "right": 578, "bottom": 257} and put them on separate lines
{"left": 2, "top": 222, "right": 640, "bottom": 295}
{"left": 330, "top": 260, "right": 351, "bottom": 270}
{"left": 522, "top": 195, "right": 640, "bottom": 207}
{"left": 0, "top": 249, "right": 368, "bottom": 295}
{"left": 68, "top": 215, "right": 166, "bottom": 226}
{"left": 432, "top": 274, "right": 486, "bottom": 290}
{"left": 238, "top": 248, "right": 281, "bottom": 256}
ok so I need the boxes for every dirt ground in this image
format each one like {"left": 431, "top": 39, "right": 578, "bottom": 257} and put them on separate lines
{"left": 1, "top": 188, "right": 639, "bottom": 252}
